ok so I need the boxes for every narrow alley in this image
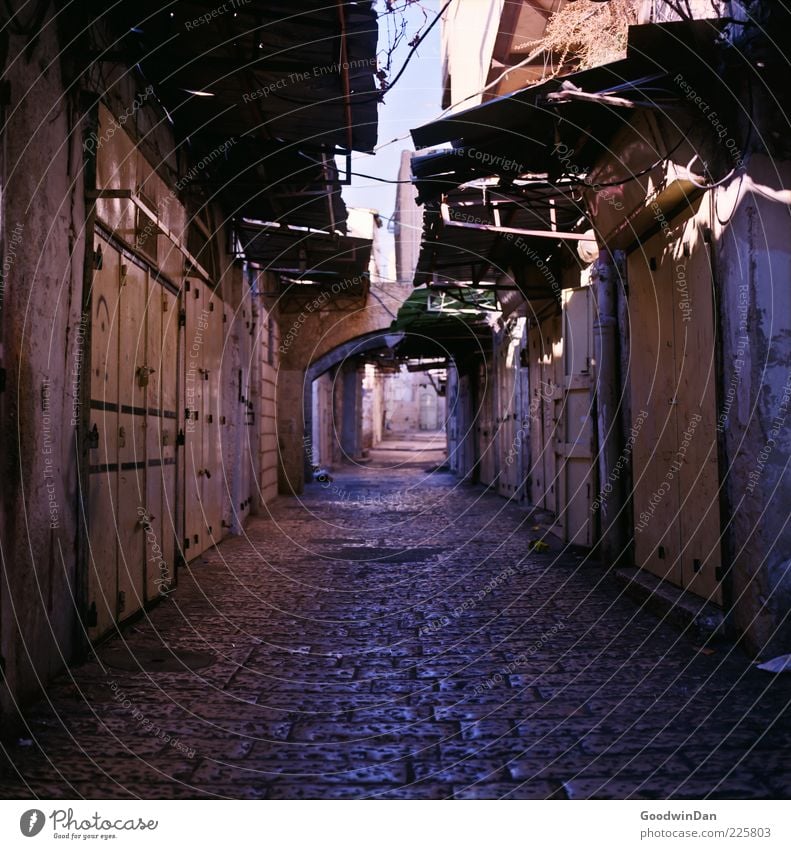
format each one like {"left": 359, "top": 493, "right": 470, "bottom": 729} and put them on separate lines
{"left": 1, "top": 0, "right": 791, "bottom": 827}
{"left": 1, "top": 434, "right": 788, "bottom": 800}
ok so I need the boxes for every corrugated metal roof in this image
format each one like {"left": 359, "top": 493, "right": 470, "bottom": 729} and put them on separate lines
{"left": 91, "top": 1, "right": 380, "bottom": 253}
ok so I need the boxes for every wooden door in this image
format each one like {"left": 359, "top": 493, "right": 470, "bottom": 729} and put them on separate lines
{"left": 498, "top": 321, "right": 522, "bottom": 499}
{"left": 183, "top": 277, "right": 206, "bottom": 559}
{"left": 116, "top": 260, "right": 147, "bottom": 621}
{"left": 87, "top": 236, "right": 120, "bottom": 638}
{"left": 160, "top": 287, "right": 179, "bottom": 593}
{"left": 628, "top": 230, "right": 682, "bottom": 584}
{"left": 673, "top": 217, "right": 723, "bottom": 602}
{"left": 627, "top": 220, "right": 722, "bottom": 603}
{"left": 555, "top": 287, "right": 597, "bottom": 546}
{"left": 528, "top": 314, "right": 561, "bottom": 511}
{"left": 201, "top": 286, "right": 223, "bottom": 544}
{"left": 477, "top": 359, "right": 497, "bottom": 486}
{"left": 144, "top": 284, "right": 178, "bottom": 600}
{"left": 517, "top": 322, "right": 530, "bottom": 503}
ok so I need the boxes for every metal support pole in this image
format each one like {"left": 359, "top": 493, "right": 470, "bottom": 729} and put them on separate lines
{"left": 593, "top": 249, "right": 625, "bottom": 565}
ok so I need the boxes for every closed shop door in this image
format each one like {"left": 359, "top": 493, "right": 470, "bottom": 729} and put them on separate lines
{"left": 555, "top": 286, "right": 596, "bottom": 547}
{"left": 144, "top": 285, "right": 178, "bottom": 600}
{"left": 477, "top": 359, "right": 497, "bottom": 486}
{"left": 116, "top": 259, "right": 147, "bottom": 621}
{"left": 182, "top": 279, "right": 224, "bottom": 559}
{"left": 458, "top": 373, "right": 475, "bottom": 479}
{"left": 183, "top": 278, "right": 207, "bottom": 559}
{"left": 498, "top": 321, "right": 522, "bottom": 499}
{"left": 628, "top": 217, "right": 723, "bottom": 603}
{"left": 528, "top": 314, "right": 561, "bottom": 511}
{"left": 87, "top": 237, "right": 121, "bottom": 638}
{"left": 201, "top": 287, "right": 223, "bottom": 544}
{"left": 87, "top": 240, "right": 181, "bottom": 636}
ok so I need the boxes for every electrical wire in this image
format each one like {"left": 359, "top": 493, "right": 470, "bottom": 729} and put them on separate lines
{"left": 684, "top": 153, "right": 744, "bottom": 190}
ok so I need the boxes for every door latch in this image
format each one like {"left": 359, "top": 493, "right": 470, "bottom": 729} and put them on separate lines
{"left": 137, "top": 365, "right": 155, "bottom": 387}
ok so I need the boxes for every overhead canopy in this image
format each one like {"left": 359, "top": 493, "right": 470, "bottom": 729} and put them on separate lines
{"left": 408, "top": 19, "right": 727, "bottom": 300}
{"left": 90, "top": 1, "right": 378, "bottom": 153}
{"left": 415, "top": 183, "right": 585, "bottom": 296}
{"left": 79, "top": 1, "right": 380, "bottom": 270}
{"left": 213, "top": 140, "right": 347, "bottom": 233}
{"left": 389, "top": 287, "right": 497, "bottom": 360}
{"left": 411, "top": 19, "right": 724, "bottom": 197}
{"left": 236, "top": 220, "right": 372, "bottom": 289}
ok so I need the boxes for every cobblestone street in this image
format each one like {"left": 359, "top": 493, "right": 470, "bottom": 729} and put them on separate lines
{"left": 1, "top": 435, "right": 789, "bottom": 800}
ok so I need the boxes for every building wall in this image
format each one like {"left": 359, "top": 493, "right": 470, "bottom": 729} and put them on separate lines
{"left": 0, "top": 5, "right": 85, "bottom": 722}
{"left": 311, "top": 370, "right": 335, "bottom": 469}
{"left": 0, "top": 18, "right": 284, "bottom": 719}
{"left": 383, "top": 366, "right": 446, "bottom": 434}
{"left": 445, "top": 363, "right": 477, "bottom": 480}
{"left": 586, "top": 106, "right": 791, "bottom": 653}
{"left": 255, "top": 298, "right": 280, "bottom": 506}
{"left": 713, "top": 154, "right": 791, "bottom": 655}
{"left": 361, "top": 363, "right": 384, "bottom": 450}
{"left": 393, "top": 151, "right": 422, "bottom": 284}
{"left": 441, "top": 0, "right": 505, "bottom": 111}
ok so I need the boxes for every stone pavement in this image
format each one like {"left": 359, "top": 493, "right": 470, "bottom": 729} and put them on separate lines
{"left": 1, "top": 434, "right": 789, "bottom": 799}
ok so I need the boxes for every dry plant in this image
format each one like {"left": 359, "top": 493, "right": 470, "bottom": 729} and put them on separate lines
{"left": 523, "top": 0, "right": 641, "bottom": 80}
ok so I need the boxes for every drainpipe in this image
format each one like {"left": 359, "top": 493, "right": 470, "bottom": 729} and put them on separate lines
{"left": 593, "top": 249, "right": 625, "bottom": 565}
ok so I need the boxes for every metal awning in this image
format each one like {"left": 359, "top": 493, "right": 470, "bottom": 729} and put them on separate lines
{"left": 414, "top": 183, "right": 586, "bottom": 298}
{"left": 411, "top": 20, "right": 723, "bottom": 201}
{"left": 92, "top": 1, "right": 378, "bottom": 153}
{"left": 236, "top": 220, "right": 371, "bottom": 287}
{"left": 389, "top": 287, "right": 497, "bottom": 360}
{"left": 408, "top": 19, "right": 726, "bottom": 302}
{"left": 84, "top": 1, "right": 380, "bottom": 257}
{"left": 212, "top": 140, "right": 347, "bottom": 233}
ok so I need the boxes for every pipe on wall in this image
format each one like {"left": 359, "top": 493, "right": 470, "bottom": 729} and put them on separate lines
{"left": 593, "top": 249, "right": 626, "bottom": 564}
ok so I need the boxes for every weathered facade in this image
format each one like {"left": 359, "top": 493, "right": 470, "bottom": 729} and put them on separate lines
{"left": 0, "top": 0, "right": 380, "bottom": 721}
{"left": 405, "top": 0, "right": 791, "bottom": 655}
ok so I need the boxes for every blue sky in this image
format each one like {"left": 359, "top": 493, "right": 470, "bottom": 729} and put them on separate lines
{"left": 341, "top": 1, "right": 442, "bottom": 276}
